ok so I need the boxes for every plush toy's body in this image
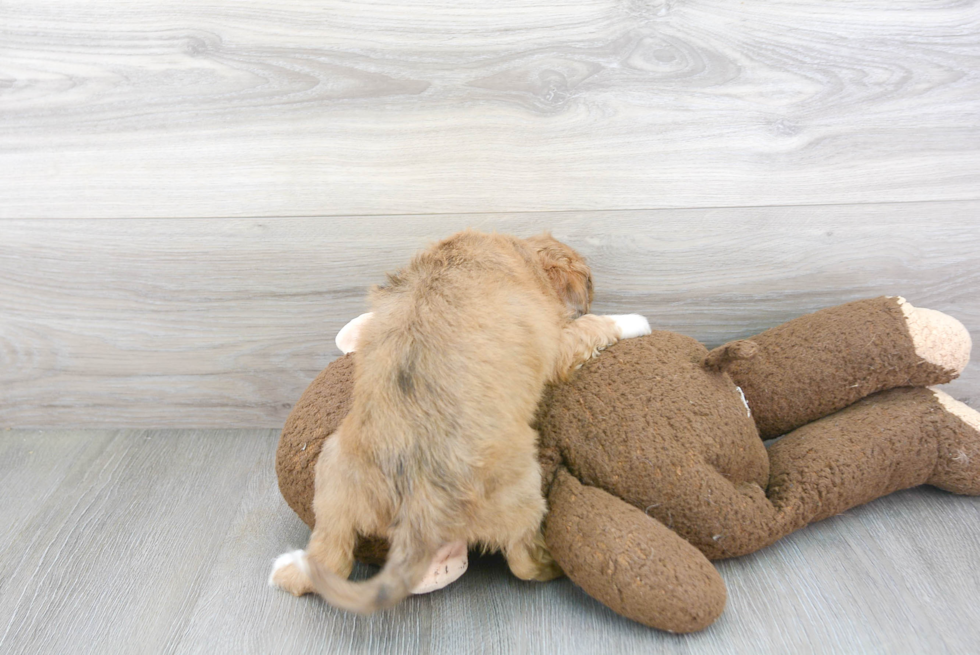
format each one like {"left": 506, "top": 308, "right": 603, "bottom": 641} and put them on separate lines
{"left": 276, "top": 297, "right": 978, "bottom": 633}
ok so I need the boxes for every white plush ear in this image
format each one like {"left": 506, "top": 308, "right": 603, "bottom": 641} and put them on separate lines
{"left": 335, "top": 312, "right": 374, "bottom": 354}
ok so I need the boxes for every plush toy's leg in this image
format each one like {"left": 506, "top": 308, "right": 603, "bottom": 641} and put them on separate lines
{"left": 550, "top": 314, "right": 651, "bottom": 381}
{"left": 654, "top": 386, "right": 980, "bottom": 561}
{"left": 765, "top": 387, "right": 980, "bottom": 542}
{"left": 544, "top": 469, "right": 727, "bottom": 633}
{"left": 927, "top": 389, "right": 980, "bottom": 495}
{"left": 709, "top": 297, "right": 972, "bottom": 438}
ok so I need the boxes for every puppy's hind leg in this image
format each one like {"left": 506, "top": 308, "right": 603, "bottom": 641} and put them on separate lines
{"left": 497, "top": 449, "right": 562, "bottom": 582}
{"left": 505, "top": 525, "right": 563, "bottom": 582}
{"left": 551, "top": 313, "right": 651, "bottom": 381}
{"left": 269, "top": 516, "right": 358, "bottom": 597}
{"left": 270, "top": 439, "right": 358, "bottom": 596}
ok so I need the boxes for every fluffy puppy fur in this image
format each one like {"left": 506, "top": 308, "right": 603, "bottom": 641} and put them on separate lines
{"left": 270, "top": 230, "right": 648, "bottom": 613}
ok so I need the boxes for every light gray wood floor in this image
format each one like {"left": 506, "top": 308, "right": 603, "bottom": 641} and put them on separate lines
{"left": 1, "top": 428, "right": 978, "bottom": 655}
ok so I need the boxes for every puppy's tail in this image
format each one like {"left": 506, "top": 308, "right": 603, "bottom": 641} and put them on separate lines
{"left": 305, "top": 524, "right": 433, "bottom": 614}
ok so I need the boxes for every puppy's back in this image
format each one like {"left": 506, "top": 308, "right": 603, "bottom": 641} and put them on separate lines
{"left": 359, "top": 232, "right": 562, "bottom": 418}
{"left": 343, "top": 232, "right": 561, "bottom": 499}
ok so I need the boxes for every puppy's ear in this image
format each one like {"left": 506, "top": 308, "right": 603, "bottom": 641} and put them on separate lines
{"left": 525, "top": 233, "right": 594, "bottom": 315}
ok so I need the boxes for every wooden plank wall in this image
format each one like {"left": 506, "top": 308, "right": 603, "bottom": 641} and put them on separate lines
{"left": 2, "top": 208, "right": 977, "bottom": 428}
{"left": 3, "top": 0, "right": 980, "bottom": 217}
{"left": 1, "top": 0, "right": 978, "bottom": 428}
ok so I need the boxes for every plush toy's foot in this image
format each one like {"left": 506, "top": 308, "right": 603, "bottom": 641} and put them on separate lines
{"left": 928, "top": 388, "right": 980, "bottom": 495}
{"left": 895, "top": 298, "right": 971, "bottom": 375}
{"left": 269, "top": 549, "right": 314, "bottom": 596}
{"left": 763, "top": 386, "right": 980, "bottom": 544}
{"left": 411, "top": 540, "right": 469, "bottom": 595}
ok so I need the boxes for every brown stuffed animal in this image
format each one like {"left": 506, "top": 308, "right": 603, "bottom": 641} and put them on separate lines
{"left": 276, "top": 297, "right": 978, "bottom": 633}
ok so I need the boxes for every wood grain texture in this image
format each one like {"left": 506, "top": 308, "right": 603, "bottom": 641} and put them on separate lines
{"left": 2, "top": 0, "right": 979, "bottom": 218}
{"left": 2, "top": 203, "right": 978, "bottom": 428}
{"left": 0, "top": 429, "right": 977, "bottom": 654}
{"left": 0, "top": 429, "right": 274, "bottom": 654}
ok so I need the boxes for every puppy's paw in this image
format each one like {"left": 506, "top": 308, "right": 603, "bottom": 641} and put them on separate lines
{"left": 506, "top": 531, "right": 565, "bottom": 582}
{"left": 528, "top": 539, "right": 564, "bottom": 582}
{"left": 530, "top": 554, "right": 564, "bottom": 582}
{"left": 269, "top": 549, "right": 314, "bottom": 596}
{"left": 608, "top": 314, "right": 651, "bottom": 339}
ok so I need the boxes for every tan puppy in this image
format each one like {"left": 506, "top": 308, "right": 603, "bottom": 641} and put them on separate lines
{"left": 270, "top": 230, "right": 650, "bottom": 613}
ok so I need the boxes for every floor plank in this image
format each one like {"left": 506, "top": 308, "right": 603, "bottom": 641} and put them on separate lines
{"left": 0, "top": 429, "right": 977, "bottom": 654}
{"left": 1, "top": 204, "right": 977, "bottom": 428}
{"left": 2, "top": 0, "right": 978, "bottom": 217}
{"left": 0, "top": 430, "right": 117, "bottom": 604}
{"left": 0, "top": 429, "right": 274, "bottom": 654}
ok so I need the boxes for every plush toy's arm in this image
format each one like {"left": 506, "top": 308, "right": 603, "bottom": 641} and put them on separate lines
{"left": 544, "top": 469, "right": 726, "bottom": 633}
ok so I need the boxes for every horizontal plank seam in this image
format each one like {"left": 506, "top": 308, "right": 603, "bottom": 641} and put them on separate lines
{"left": 2, "top": 196, "right": 980, "bottom": 222}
